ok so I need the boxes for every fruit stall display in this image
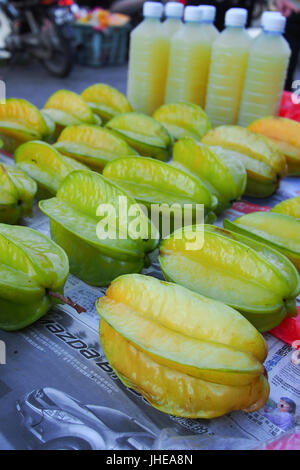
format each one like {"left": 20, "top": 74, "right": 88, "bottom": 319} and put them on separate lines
{"left": 73, "top": 9, "right": 131, "bottom": 68}
{"left": 0, "top": 85, "right": 299, "bottom": 421}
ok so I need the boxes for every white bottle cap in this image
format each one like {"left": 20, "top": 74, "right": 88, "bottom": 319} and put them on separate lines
{"left": 225, "top": 8, "right": 248, "bottom": 27}
{"left": 165, "top": 2, "right": 184, "bottom": 18}
{"left": 261, "top": 10, "right": 282, "bottom": 22}
{"left": 198, "top": 5, "right": 216, "bottom": 22}
{"left": 143, "top": 1, "right": 163, "bottom": 18}
{"left": 262, "top": 11, "right": 286, "bottom": 32}
{"left": 184, "top": 6, "right": 202, "bottom": 22}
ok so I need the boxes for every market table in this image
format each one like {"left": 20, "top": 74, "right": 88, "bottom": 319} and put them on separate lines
{"left": 0, "top": 146, "right": 299, "bottom": 450}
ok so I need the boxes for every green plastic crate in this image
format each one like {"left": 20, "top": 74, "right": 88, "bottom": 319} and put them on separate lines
{"left": 73, "top": 23, "right": 130, "bottom": 67}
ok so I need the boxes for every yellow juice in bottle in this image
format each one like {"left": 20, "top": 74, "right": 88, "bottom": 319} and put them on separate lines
{"left": 238, "top": 13, "right": 291, "bottom": 126}
{"left": 205, "top": 8, "right": 251, "bottom": 126}
{"left": 160, "top": 2, "right": 184, "bottom": 101}
{"left": 127, "top": 2, "right": 169, "bottom": 115}
{"left": 162, "top": 2, "right": 183, "bottom": 36}
{"left": 198, "top": 5, "right": 219, "bottom": 42}
{"left": 165, "top": 6, "right": 212, "bottom": 107}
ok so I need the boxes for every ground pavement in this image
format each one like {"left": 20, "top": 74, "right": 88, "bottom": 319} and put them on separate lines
{"left": 0, "top": 61, "right": 127, "bottom": 108}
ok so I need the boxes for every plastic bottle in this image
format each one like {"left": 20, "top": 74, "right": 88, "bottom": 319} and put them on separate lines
{"left": 238, "top": 12, "right": 291, "bottom": 126}
{"left": 162, "top": 1, "right": 184, "bottom": 36}
{"left": 205, "top": 8, "right": 251, "bottom": 126}
{"left": 165, "top": 6, "right": 212, "bottom": 107}
{"left": 126, "top": 2, "right": 169, "bottom": 115}
{"left": 198, "top": 5, "right": 219, "bottom": 42}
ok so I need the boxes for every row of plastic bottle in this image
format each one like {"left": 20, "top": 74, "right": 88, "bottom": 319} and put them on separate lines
{"left": 127, "top": 2, "right": 291, "bottom": 127}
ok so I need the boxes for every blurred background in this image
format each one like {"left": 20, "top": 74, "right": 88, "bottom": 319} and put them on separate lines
{"left": 0, "top": 0, "right": 299, "bottom": 107}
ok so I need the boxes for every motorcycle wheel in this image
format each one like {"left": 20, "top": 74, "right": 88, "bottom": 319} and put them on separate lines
{"left": 41, "top": 25, "right": 72, "bottom": 78}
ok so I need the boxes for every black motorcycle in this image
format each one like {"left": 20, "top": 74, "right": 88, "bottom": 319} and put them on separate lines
{"left": 0, "top": 0, "right": 75, "bottom": 77}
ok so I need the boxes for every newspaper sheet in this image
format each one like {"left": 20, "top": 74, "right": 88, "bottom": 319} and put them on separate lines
{"left": 0, "top": 153, "right": 299, "bottom": 450}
